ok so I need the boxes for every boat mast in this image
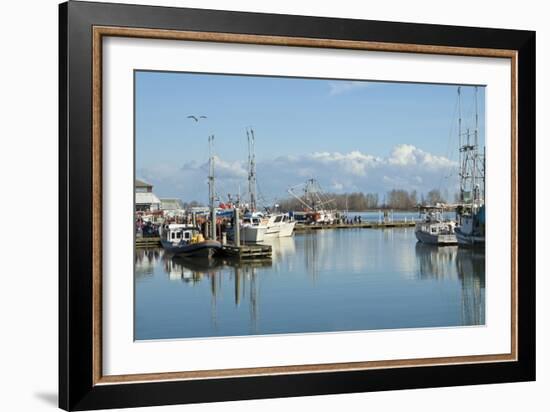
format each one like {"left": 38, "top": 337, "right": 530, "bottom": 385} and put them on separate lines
{"left": 472, "top": 86, "right": 478, "bottom": 204}
{"left": 470, "top": 125, "right": 476, "bottom": 205}
{"left": 306, "top": 179, "right": 314, "bottom": 210}
{"left": 474, "top": 86, "right": 483, "bottom": 204}
{"left": 483, "top": 146, "right": 486, "bottom": 203}
{"left": 458, "top": 86, "right": 465, "bottom": 203}
{"left": 475, "top": 86, "right": 479, "bottom": 147}
{"left": 458, "top": 86, "right": 483, "bottom": 208}
{"left": 287, "top": 179, "right": 334, "bottom": 211}
{"left": 246, "top": 128, "right": 257, "bottom": 211}
{"left": 458, "top": 86, "right": 462, "bottom": 153}
{"left": 208, "top": 135, "right": 216, "bottom": 240}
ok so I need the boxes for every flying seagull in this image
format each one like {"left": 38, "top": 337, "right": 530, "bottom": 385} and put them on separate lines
{"left": 187, "top": 115, "right": 207, "bottom": 122}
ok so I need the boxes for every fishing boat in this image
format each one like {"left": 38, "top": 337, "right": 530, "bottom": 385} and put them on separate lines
{"left": 264, "top": 213, "right": 296, "bottom": 237}
{"left": 160, "top": 223, "right": 221, "bottom": 258}
{"left": 277, "top": 214, "right": 297, "bottom": 237}
{"left": 292, "top": 210, "right": 336, "bottom": 225}
{"left": 240, "top": 212, "right": 267, "bottom": 243}
{"left": 239, "top": 129, "right": 296, "bottom": 240}
{"left": 287, "top": 179, "right": 336, "bottom": 225}
{"left": 454, "top": 86, "right": 486, "bottom": 247}
{"left": 239, "top": 211, "right": 295, "bottom": 241}
{"left": 455, "top": 204, "right": 485, "bottom": 246}
{"left": 415, "top": 206, "right": 457, "bottom": 245}
{"left": 239, "top": 128, "right": 270, "bottom": 241}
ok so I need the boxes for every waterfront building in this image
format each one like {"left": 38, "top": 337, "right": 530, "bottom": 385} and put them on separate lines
{"left": 135, "top": 179, "right": 161, "bottom": 212}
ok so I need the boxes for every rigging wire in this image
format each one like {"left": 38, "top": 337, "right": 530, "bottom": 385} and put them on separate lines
{"left": 436, "top": 87, "right": 481, "bottom": 202}
{"left": 436, "top": 92, "right": 459, "bottom": 198}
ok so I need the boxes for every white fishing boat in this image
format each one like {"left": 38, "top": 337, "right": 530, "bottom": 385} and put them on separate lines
{"left": 415, "top": 207, "right": 457, "bottom": 245}
{"left": 239, "top": 129, "right": 295, "bottom": 240}
{"left": 240, "top": 212, "right": 295, "bottom": 240}
{"left": 240, "top": 213, "right": 267, "bottom": 243}
{"left": 265, "top": 213, "right": 296, "bottom": 237}
{"left": 278, "top": 215, "right": 297, "bottom": 237}
{"left": 159, "top": 224, "right": 221, "bottom": 258}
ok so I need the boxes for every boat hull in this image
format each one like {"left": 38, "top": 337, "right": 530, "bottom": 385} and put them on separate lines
{"left": 415, "top": 229, "right": 457, "bottom": 245}
{"left": 455, "top": 229, "right": 485, "bottom": 247}
{"left": 264, "top": 221, "right": 296, "bottom": 238}
{"left": 264, "top": 225, "right": 281, "bottom": 237}
{"left": 278, "top": 221, "right": 296, "bottom": 237}
{"left": 240, "top": 225, "right": 267, "bottom": 243}
{"left": 161, "top": 239, "right": 222, "bottom": 257}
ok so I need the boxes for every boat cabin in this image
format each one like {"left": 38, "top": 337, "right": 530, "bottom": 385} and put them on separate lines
{"left": 242, "top": 212, "right": 267, "bottom": 226}
{"left": 415, "top": 206, "right": 457, "bottom": 237}
{"left": 162, "top": 224, "right": 201, "bottom": 244}
{"left": 242, "top": 216, "right": 263, "bottom": 226}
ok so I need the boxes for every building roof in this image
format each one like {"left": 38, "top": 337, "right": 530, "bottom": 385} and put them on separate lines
{"left": 136, "top": 192, "right": 161, "bottom": 205}
{"left": 160, "top": 198, "right": 185, "bottom": 211}
{"left": 135, "top": 179, "right": 153, "bottom": 188}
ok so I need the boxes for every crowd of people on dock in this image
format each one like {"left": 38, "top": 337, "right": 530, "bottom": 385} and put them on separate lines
{"left": 338, "top": 215, "right": 363, "bottom": 225}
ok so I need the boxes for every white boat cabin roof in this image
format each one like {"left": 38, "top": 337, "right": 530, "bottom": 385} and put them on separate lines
{"left": 166, "top": 224, "right": 198, "bottom": 231}
{"left": 244, "top": 211, "right": 265, "bottom": 218}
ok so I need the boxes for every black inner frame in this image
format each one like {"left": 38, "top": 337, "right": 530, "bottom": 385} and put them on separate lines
{"left": 59, "top": 1, "right": 535, "bottom": 410}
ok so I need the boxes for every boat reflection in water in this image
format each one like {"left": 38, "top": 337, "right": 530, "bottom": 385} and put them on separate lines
{"left": 263, "top": 236, "right": 296, "bottom": 262}
{"left": 135, "top": 229, "right": 486, "bottom": 340}
{"left": 167, "top": 255, "right": 272, "bottom": 294}
{"left": 135, "top": 248, "right": 163, "bottom": 279}
{"left": 163, "top": 252, "right": 273, "bottom": 334}
{"left": 415, "top": 243, "right": 485, "bottom": 325}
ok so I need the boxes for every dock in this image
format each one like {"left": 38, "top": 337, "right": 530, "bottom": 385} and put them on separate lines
{"left": 135, "top": 236, "right": 161, "bottom": 248}
{"left": 219, "top": 244, "right": 272, "bottom": 259}
{"left": 294, "top": 221, "right": 416, "bottom": 232}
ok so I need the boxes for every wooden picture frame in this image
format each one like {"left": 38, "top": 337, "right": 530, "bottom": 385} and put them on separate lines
{"left": 59, "top": 1, "right": 535, "bottom": 410}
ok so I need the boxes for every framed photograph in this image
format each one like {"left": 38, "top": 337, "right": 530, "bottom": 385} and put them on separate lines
{"left": 59, "top": 1, "right": 535, "bottom": 410}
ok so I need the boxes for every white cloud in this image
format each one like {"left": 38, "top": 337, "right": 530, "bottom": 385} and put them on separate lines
{"left": 211, "top": 156, "right": 247, "bottom": 179}
{"left": 308, "top": 150, "right": 380, "bottom": 177}
{"left": 138, "top": 157, "right": 247, "bottom": 202}
{"left": 138, "top": 144, "right": 458, "bottom": 203}
{"left": 258, "top": 145, "right": 457, "bottom": 199}
{"left": 328, "top": 81, "right": 370, "bottom": 96}
{"left": 388, "top": 144, "right": 417, "bottom": 166}
{"left": 387, "top": 144, "right": 454, "bottom": 170}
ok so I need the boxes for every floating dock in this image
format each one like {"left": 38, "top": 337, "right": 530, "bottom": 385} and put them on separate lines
{"left": 219, "top": 244, "right": 272, "bottom": 259}
{"left": 135, "top": 236, "right": 161, "bottom": 248}
{"left": 294, "top": 221, "right": 416, "bottom": 232}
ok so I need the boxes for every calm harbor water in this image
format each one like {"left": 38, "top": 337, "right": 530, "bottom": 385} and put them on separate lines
{"left": 135, "top": 227, "right": 485, "bottom": 340}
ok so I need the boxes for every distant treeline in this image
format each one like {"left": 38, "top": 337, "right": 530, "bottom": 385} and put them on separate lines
{"left": 179, "top": 188, "right": 454, "bottom": 212}
{"left": 277, "top": 188, "right": 453, "bottom": 211}
{"left": 182, "top": 200, "right": 204, "bottom": 209}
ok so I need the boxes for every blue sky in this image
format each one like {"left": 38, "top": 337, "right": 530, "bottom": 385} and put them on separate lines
{"left": 135, "top": 71, "right": 485, "bottom": 204}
